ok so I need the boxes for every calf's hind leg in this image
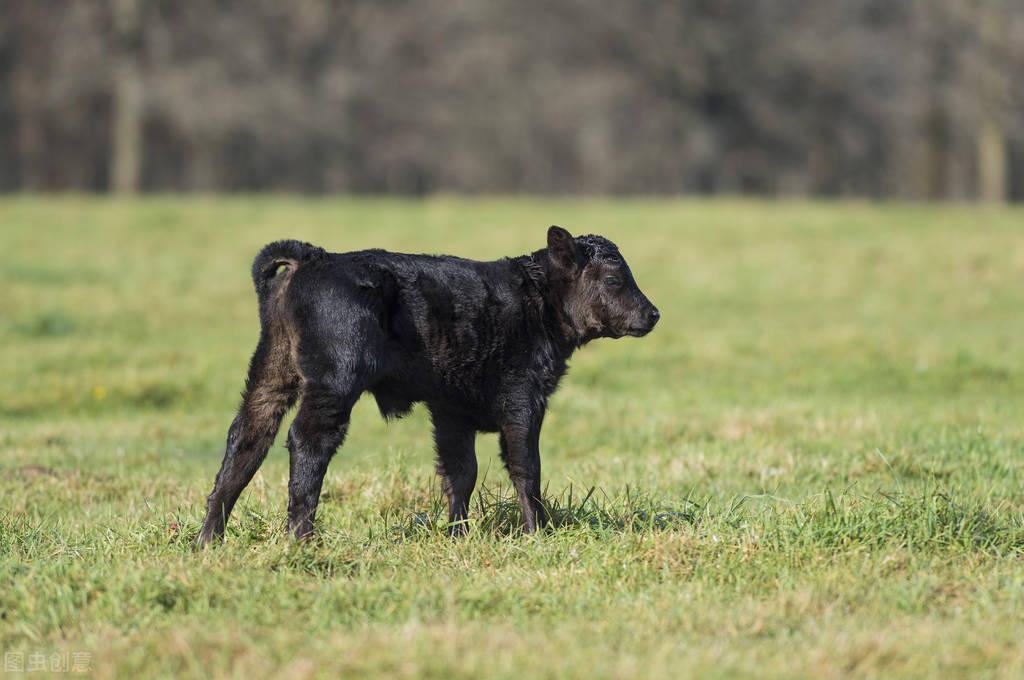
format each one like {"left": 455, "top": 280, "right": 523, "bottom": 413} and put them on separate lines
{"left": 286, "top": 383, "right": 358, "bottom": 539}
{"left": 285, "top": 295, "right": 384, "bottom": 540}
{"left": 198, "top": 338, "right": 298, "bottom": 547}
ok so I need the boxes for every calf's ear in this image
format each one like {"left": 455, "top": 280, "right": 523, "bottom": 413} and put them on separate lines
{"left": 547, "top": 225, "right": 579, "bottom": 275}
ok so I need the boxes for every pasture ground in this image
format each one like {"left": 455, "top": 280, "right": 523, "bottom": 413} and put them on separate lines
{"left": 1, "top": 197, "right": 1023, "bottom": 678}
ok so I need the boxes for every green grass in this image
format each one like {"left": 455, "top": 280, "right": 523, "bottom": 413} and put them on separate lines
{"left": 2, "top": 196, "right": 1023, "bottom": 678}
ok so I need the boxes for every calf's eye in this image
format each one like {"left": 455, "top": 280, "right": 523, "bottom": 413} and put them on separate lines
{"left": 603, "top": 276, "right": 621, "bottom": 287}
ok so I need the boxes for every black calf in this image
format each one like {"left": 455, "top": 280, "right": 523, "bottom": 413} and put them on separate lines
{"left": 197, "top": 226, "right": 658, "bottom": 544}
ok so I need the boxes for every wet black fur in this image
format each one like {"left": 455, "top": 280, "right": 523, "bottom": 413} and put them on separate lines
{"left": 197, "top": 226, "right": 659, "bottom": 544}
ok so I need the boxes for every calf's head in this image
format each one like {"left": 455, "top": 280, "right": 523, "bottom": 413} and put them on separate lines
{"left": 546, "top": 225, "right": 660, "bottom": 343}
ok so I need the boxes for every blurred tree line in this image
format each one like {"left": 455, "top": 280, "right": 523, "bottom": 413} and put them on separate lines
{"left": 2, "top": 0, "right": 1023, "bottom": 199}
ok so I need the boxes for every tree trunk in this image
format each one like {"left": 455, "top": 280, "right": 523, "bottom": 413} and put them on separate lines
{"left": 974, "top": 0, "right": 1009, "bottom": 202}
{"left": 977, "top": 116, "right": 1007, "bottom": 202}
{"left": 11, "top": 59, "right": 46, "bottom": 190}
{"left": 110, "top": 0, "right": 142, "bottom": 194}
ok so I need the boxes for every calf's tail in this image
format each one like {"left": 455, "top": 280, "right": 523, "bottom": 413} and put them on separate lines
{"left": 251, "top": 239, "right": 325, "bottom": 303}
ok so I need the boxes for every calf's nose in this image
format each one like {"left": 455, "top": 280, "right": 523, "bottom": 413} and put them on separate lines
{"left": 647, "top": 306, "right": 660, "bottom": 328}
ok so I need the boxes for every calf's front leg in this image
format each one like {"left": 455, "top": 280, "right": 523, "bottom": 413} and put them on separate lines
{"left": 430, "top": 409, "right": 478, "bottom": 535}
{"left": 499, "top": 412, "right": 547, "bottom": 533}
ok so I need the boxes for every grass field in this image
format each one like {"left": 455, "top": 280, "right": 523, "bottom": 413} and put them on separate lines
{"left": 2, "top": 196, "right": 1023, "bottom": 679}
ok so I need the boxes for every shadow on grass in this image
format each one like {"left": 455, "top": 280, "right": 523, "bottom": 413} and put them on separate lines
{"left": 384, "top": 483, "right": 703, "bottom": 541}
{"left": 380, "top": 482, "right": 1024, "bottom": 557}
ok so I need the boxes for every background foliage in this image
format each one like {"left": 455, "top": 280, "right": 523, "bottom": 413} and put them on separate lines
{"left": 3, "top": 1, "right": 1024, "bottom": 198}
